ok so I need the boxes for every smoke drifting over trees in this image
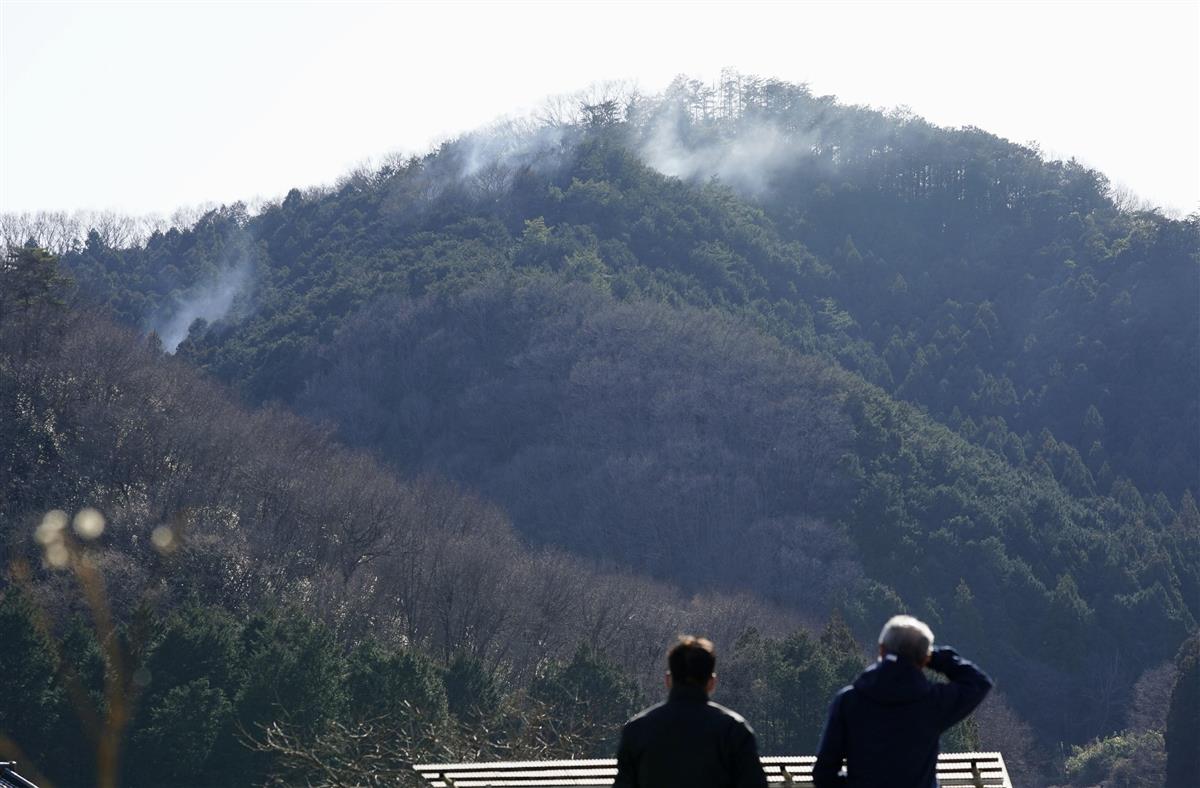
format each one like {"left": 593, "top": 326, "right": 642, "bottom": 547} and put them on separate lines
{"left": 152, "top": 256, "right": 254, "bottom": 352}
{"left": 3, "top": 73, "right": 1197, "bottom": 785}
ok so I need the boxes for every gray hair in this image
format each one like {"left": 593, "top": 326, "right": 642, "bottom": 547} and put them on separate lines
{"left": 879, "top": 615, "right": 934, "bottom": 666}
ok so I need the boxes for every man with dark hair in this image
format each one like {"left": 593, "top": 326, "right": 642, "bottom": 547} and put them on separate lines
{"left": 614, "top": 636, "right": 767, "bottom": 788}
{"left": 813, "top": 615, "right": 993, "bottom": 788}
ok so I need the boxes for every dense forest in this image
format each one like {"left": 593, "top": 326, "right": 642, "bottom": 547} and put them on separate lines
{"left": 2, "top": 74, "right": 1197, "bottom": 787}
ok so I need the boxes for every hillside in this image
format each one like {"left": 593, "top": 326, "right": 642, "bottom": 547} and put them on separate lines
{"left": 293, "top": 273, "right": 1196, "bottom": 739}
{"left": 60, "top": 77, "right": 1200, "bottom": 502}
{"left": 2, "top": 253, "right": 837, "bottom": 785}
{"left": 4, "top": 75, "right": 1198, "bottom": 785}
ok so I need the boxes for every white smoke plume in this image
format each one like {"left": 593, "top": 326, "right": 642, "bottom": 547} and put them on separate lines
{"left": 379, "top": 120, "right": 576, "bottom": 218}
{"left": 458, "top": 121, "right": 567, "bottom": 181}
{"left": 153, "top": 259, "right": 253, "bottom": 353}
{"left": 640, "top": 119, "right": 792, "bottom": 196}
{"left": 635, "top": 101, "right": 825, "bottom": 199}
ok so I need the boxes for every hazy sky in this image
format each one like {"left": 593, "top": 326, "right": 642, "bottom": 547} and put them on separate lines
{"left": 2, "top": 1, "right": 1197, "bottom": 216}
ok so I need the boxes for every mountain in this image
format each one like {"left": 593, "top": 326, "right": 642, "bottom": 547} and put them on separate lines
{"left": 4, "top": 74, "right": 1197, "bottom": 785}
{"left": 2, "top": 248, "right": 815, "bottom": 786}
{"left": 62, "top": 77, "right": 1200, "bottom": 501}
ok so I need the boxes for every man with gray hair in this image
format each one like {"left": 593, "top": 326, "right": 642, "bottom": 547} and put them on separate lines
{"left": 813, "top": 615, "right": 993, "bottom": 787}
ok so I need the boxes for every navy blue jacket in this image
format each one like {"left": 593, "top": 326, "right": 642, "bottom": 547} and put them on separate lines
{"left": 614, "top": 684, "right": 768, "bottom": 788}
{"left": 813, "top": 646, "right": 993, "bottom": 788}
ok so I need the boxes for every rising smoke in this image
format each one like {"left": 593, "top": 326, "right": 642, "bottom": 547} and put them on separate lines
{"left": 153, "top": 258, "right": 253, "bottom": 353}
{"left": 457, "top": 121, "right": 568, "bottom": 182}
{"left": 637, "top": 109, "right": 802, "bottom": 197}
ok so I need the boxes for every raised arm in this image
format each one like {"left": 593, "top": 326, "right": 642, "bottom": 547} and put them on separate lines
{"left": 928, "top": 646, "right": 994, "bottom": 731}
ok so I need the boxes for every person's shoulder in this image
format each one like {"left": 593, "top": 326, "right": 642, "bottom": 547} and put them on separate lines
{"left": 624, "top": 701, "right": 668, "bottom": 729}
{"left": 828, "top": 682, "right": 857, "bottom": 711}
{"left": 706, "top": 700, "right": 756, "bottom": 731}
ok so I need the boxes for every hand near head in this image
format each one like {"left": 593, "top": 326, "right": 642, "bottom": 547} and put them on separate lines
{"left": 926, "top": 646, "right": 961, "bottom": 674}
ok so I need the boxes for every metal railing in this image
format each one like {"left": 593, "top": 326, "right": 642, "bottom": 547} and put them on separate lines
{"left": 414, "top": 751, "right": 1013, "bottom": 787}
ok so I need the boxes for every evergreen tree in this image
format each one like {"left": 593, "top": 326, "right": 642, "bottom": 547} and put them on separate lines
{"left": 1165, "top": 634, "right": 1199, "bottom": 788}
{"left": 0, "top": 591, "right": 63, "bottom": 770}
{"left": 528, "top": 643, "right": 641, "bottom": 755}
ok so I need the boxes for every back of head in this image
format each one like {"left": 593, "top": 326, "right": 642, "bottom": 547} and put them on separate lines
{"left": 879, "top": 615, "right": 934, "bottom": 667}
{"left": 669, "top": 635, "right": 716, "bottom": 685}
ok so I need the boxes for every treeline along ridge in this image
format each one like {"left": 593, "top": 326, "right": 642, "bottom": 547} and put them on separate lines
{"left": 2, "top": 74, "right": 1197, "bottom": 786}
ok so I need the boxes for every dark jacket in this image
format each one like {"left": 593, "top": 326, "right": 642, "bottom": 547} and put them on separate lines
{"left": 614, "top": 684, "right": 768, "bottom": 788}
{"left": 813, "top": 646, "right": 993, "bottom": 788}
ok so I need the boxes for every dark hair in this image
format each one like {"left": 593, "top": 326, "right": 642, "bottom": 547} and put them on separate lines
{"left": 668, "top": 636, "right": 716, "bottom": 685}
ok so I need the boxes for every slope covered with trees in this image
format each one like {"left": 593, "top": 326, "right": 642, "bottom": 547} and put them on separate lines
{"left": 3, "top": 249, "right": 861, "bottom": 785}
{"left": 3, "top": 74, "right": 1197, "bottom": 784}
{"left": 294, "top": 273, "right": 1195, "bottom": 744}
{"left": 54, "top": 76, "right": 1199, "bottom": 502}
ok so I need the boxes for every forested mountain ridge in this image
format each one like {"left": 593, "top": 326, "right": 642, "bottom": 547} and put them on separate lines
{"left": 2, "top": 259, "right": 840, "bottom": 785}
{"left": 54, "top": 77, "right": 1198, "bottom": 501}
{"left": 2, "top": 243, "right": 1192, "bottom": 787}
{"left": 4, "top": 75, "right": 1198, "bottom": 785}
{"left": 294, "top": 275, "right": 1196, "bottom": 740}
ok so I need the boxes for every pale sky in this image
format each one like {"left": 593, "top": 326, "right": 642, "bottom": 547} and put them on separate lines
{"left": 2, "top": 1, "right": 1198, "bottom": 217}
